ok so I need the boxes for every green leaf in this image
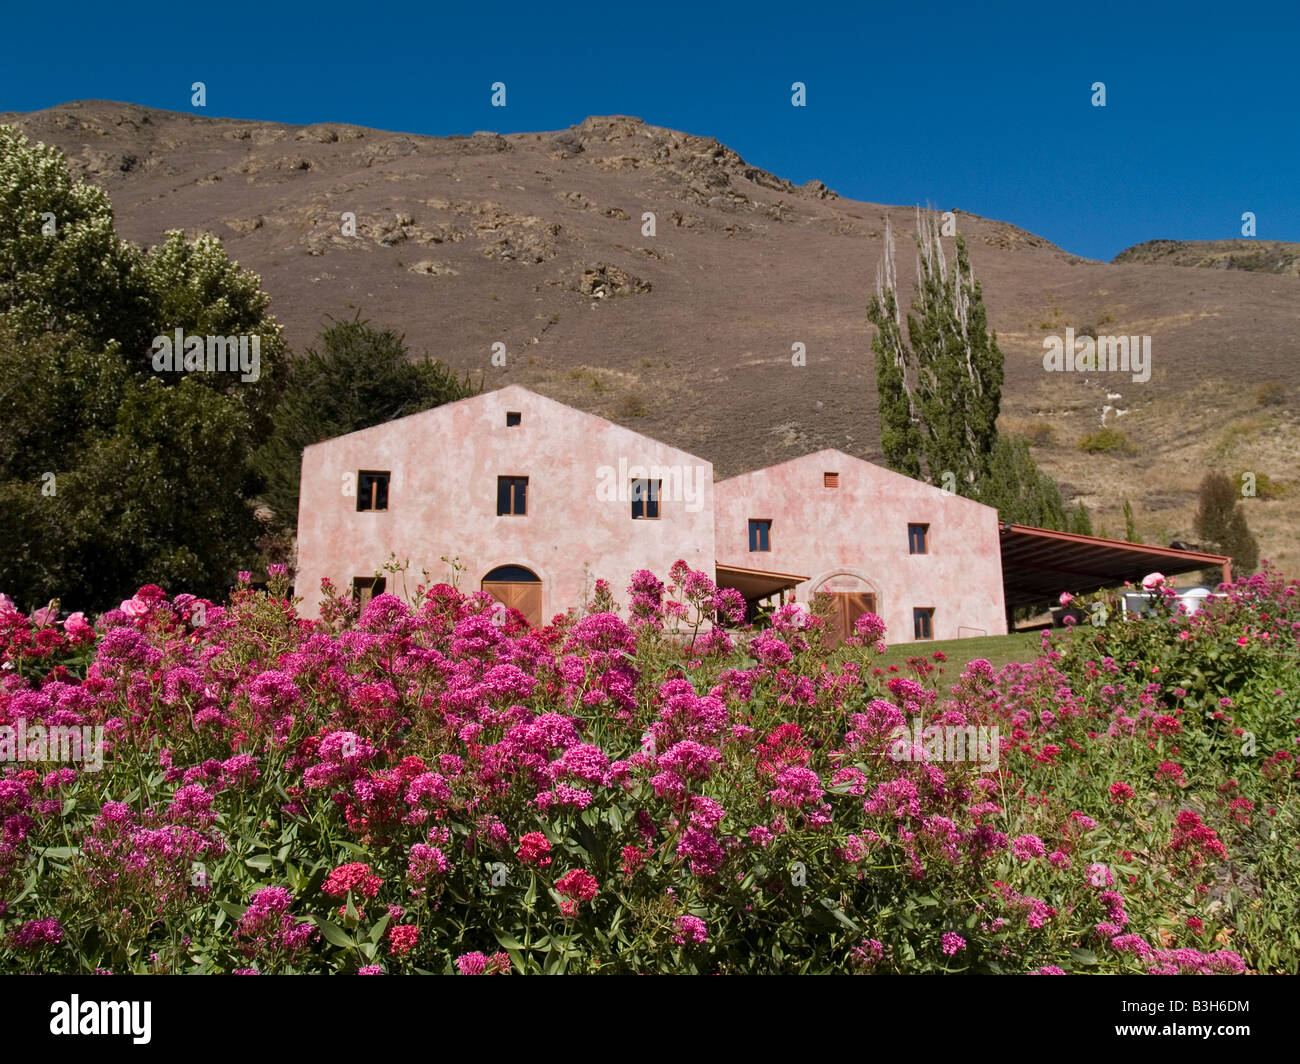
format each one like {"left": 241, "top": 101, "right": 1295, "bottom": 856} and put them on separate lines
{"left": 368, "top": 914, "right": 392, "bottom": 945}
{"left": 816, "top": 898, "right": 862, "bottom": 933}
{"left": 313, "top": 917, "right": 355, "bottom": 949}
{"left": 244, "top": 854, "right": 274, "bottom": 871}
{"left": 494, "top": 932, "right": 526, "bottom": 951}
{"left": 1068, "top": 947, "right": 1099, "bottom": 966}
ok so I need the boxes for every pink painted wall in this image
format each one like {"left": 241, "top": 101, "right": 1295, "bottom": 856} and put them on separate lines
{"left": 714, "top": 450, "right": 1007, "bottom": 642}
{"left": 295, "top": 386, "right": 715, "bottom": 621}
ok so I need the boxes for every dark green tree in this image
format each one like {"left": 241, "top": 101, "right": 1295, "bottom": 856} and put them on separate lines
{"left": 251, "top": 316, "right": 478, "bottom": 529}
{"left": 0, "top": 129, "right": 289, "bottom": 611}
{"left": 0, "top": 322, "right": 262, "bottom": 610}
{"left": 867, "top": 218, "right": 923, "bottom": 477}
{"left": 1194, "top": 472, "right": 1259, "bottom": 580}
{"left": 0, "top": 126, "right": 155, "bottom": 354}
{"left": 1123, "top": 499, "right": 1140, "bottom": 543}
{"left": 868, "top": 209, "right": 1085, "bottom": 531}
{"left": 867, "top": 211, "right": 1003, "bottom": 487}
{"left": 1068, "top": 501, "right": 1093, "bottom": 536}
{"left": 978, "top": 435, "right": 1068, "bottom": 528}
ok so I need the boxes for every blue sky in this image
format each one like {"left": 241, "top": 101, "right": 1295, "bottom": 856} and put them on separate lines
{"left": 2, "top": 0, "right": 1295, "bottom": 261}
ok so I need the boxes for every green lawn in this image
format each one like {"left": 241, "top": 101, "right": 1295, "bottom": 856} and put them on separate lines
{"left": 873, "top": 629, "right": 1046, "bottom": 672}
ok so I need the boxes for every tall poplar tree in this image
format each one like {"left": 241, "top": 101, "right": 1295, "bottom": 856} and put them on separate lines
{"left": 867, "top": 209, "right": 1003, "bottom": 488}
{"left": 867, "top": 209, "right": 1086, "bottom": 533}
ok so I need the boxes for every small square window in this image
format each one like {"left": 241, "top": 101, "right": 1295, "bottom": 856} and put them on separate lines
{"left": 824, "top": 472, "right": 839, "bottom": 488}
{"left": 908, "top": 523, "right": 929, "bottom": 555}
{"left": 506, "top": 411, "right": 522, "bottom": 427}
{"left": 631, "top": 478, "right": 661, "bottom": 520}
{"left": 357, "top": 471, "right": 390, "bottom": 512}
{"left": 497, "top": 476, "right": 528, "bottom": 516}
{"left": 352, "top": 576, "right": 386, "bottom": 608}
{"left": 913, "top": 607, "right": 934, "bottom": 640}
{"left": 748, "top": 519, "right": 771, "bottom": 552}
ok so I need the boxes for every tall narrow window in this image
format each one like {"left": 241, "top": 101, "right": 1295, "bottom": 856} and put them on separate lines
{"left": 908, "top": 523, "right": 929, "bottom": 555}
{"left": 357, "top": 471, "right": 390, "bottom": 512}
{"left": 631, "top": 478, "right": 661, "bottom": 520}
{"left": 497, "top": 476, "right": 528, "bottom": 516}
{"left": 913, "top": 607, "right": 934, "bottom": 640}
{"left": 824, "top": 472, "right": 839, "bottom": 488}
{"left": 748, "top": 519, "right": 772, "bottom": 552}
{"left": 352, "top": 576, "right": 386, "bottom": 608}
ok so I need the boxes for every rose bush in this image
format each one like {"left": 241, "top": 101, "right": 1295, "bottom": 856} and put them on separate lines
{"left": 0, "top": 563, "right": 1296, "bottom": 974}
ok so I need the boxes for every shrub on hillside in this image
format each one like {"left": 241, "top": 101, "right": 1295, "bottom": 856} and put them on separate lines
{"left": 1078, "top": 428, "right": 1138, "bottom": 456}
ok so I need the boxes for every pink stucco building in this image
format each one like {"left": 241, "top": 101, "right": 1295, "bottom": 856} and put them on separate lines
{"left": 713, "top": 451, "right": 1008, "bottom": 643}
{"left": 296, "top": 385, "right": 1008, "bottom": 642}
{"left": 295, "top": 385, "right": 715, "bottom": 625}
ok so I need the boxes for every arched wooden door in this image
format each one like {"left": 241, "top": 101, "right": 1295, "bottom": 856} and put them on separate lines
{"left": 481, "top": 565, "right": 542, "bottom": 628}
{"left": 830, "top": 591, "right": 877, "bottom": 646}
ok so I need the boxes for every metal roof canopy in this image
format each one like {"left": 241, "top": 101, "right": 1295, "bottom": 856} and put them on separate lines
{"left": 715, "top": 563, "right": 809, "bottom": 600}
{"left": 999, "top": 523, "right": 1231, "bottom": 610}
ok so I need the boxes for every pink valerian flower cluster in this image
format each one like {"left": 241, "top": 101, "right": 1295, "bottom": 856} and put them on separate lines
{"left": 941, "top": 932, "right": 966, "bottom": 956}
{"left": 234, "top": 887, "right": 315, "bottom": 963}
{"left": 673, "top": 915, "right": 708, "bottom": 945}
{"left": 852, "top": 612, "right": 888, "bottom": 654}
{"left": 1010, "top": 834, "right": 1047, "bottom": 862}
{"left": 767, "top": 766, "right": 825, "bottom": 811}
{"left": 6, "top": 916, "right": 63, "bottom": 949}
{"left": 1142, "top": 948, "right": 1247, "bottom": 975}
{"left": 1084, "top": 863, "right": 1115, "bottom": 888}
{"left": 676, "top": 796, "right": 733, "bottom": 877}
{"left": 651, "top": 740, "right": 722, "bottom": 801}
{"left": 321, "top": 862, "right": 383, "bottom": 911}
{"left": 2, "top": 564, "right": 1291, "bottom": 974}
{"left": 555, "top": 868, "right": 599, "bottom": 918}
{"left": 455, "top": 951, "right": 511, "bottom": 975}
{"left": 407, "top": 842, "right": 450, "bottom": 889}
{"left": 627, "top": 570, "right": 665, "bottom": 631}
{"left": 1109, "top": 781, "right": 1135, "bottom": 803}
{"left": 1168, "top": 811, "right": 1228, "bottom": 872}
{"left": 388, "top": 924, "right": 419, "bottom": 956}
{"left": 749, "top": 632, "right": 794, "bottom": 669}
{"left": 516, "top": 832, "right": 552, "bottom": 868}
{"left": 849, "top": 937, "right": 885, "bottom": 971}
{"left": 78, "top": 800, "right": 225, "bottom": 932}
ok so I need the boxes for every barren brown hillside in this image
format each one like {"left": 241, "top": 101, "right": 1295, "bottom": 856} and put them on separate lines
{"left": 4, "top": 100, "right": 1297, "bottom": 573}
{"left": 1114, "top": 238, "right": 1300, "bottom": 276}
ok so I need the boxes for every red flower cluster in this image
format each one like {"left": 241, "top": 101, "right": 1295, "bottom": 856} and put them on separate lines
{"left": 322, "top": 862, "right": 383, "bottom": 899}
{"left": 517, "top": 832, "right": 552, "bottom": 868}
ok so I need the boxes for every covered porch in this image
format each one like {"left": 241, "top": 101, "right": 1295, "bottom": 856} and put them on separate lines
{"left": 999, "top": 523, "right": 1232, "bottom": 624}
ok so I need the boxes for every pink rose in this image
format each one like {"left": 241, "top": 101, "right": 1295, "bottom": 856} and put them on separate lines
{"left": 119, "top": 597, "right": 149, "bottom": 617}
{"left": 1141, "top": 572, "right": 1166, "bottom": 589}
{"left": 1059, "top": 592, "right": 1075, "bottom": 606}
{"left": 31, "top": 604, "right": 59, "bottom": 627}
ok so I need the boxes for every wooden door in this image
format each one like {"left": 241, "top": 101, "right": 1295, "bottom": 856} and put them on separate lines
{"left": 830, "top": 591, "right": 877, "bottom": 646}
{"left": 482, "top": 581, "right": 543, "bottom": 628}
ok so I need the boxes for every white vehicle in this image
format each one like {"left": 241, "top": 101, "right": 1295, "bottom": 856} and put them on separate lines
{"left": 1121, "top": 586, "right": 1215, "bottom": 618}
